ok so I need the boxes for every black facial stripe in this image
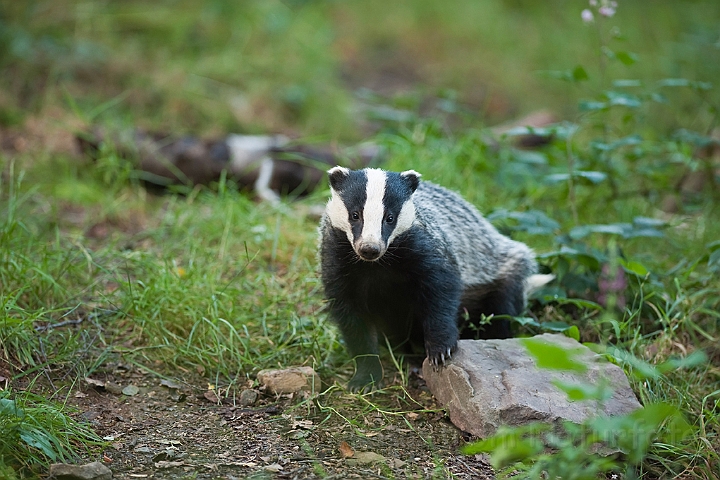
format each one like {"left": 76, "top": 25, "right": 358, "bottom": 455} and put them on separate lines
{"left": 335, "top": 170, "right": 368, "bottom": 242}
{"left": 380, "top": 172, "right": 413, "bottom": 243}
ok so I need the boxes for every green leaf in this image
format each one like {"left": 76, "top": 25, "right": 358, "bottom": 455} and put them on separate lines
{"left": 572, "top": 65, "right": 589, "bottom": 82}
{"left": 540, "top": 321, "right": 573, "bottom": 332}
{"left": 0, "top": 398, "right": 24, "bottom": 418}
{"left": 658, "top": 78, "right": 712, "bottom": 91}
{"left": 576, "top": 171, "right": 608, "bottom": 184}
{"left": 706, "top": 239, "right": 720, "bottom": 251}
{"left": 564, "top": 325, "right": 580, "bottom": 341}
{"left": 20, "top": 428, "right": 58, "bottom": 461}
{"left": 513, "top": 317, "right": 541, "bottom": 328}
{"left": 658, "top": 78, "right": 692, "bottom": 87}
{"left": 521, "top": 337, "right": 587, "bottom": 372}
{"left": 620, "top": 259, "right": 649, "bottom": 276}
{"left": 709, "top": 249, "right": 720, "bottom": 272}
{"left": 488, "top": 209, "right": 560, "bottom": 235}
{"left": 569, "top": 224, "right": 628, "bottom": 240}
{"left": 589, "top": 403, "right": 686, "bottom": 464}
{"left": 612, "top": 79, "right": 642, "bottom": 88}
{"left": 606, "top": 347, "right": 660, "bottom": 380}
{"left": 552, "top": 378, "right": 613, "bottom": 402}
{"left": 544, "top": 171, "right": 607, "bottom": 185}
{"left": 633, "top": 216, "right": 666, "bottom": 228}
{"left": 615, "top": 51, "right": 638, "bottom": 66}
{"left": 657, "top": 350, "right": 708, "bottom": 374}
{"left": 461, "top": 424, "right": 549, "bottom": 468}
{"left": 605, "top": 91, "right": 642, "bottom": 108}
{"left": 579, "top": 100, "right": 607, "bottom": 111}
{"left": 609, "top": 134, "right": 643, "bottom": 149}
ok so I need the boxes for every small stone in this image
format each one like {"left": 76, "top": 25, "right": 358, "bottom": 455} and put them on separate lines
{"left": 256, "top": 367, "right": 321, "bottom": 395}
{"left": 121, "top": 385, "right": 139, "bottom": 396}
{"left": 48, "top": 461, "right": 113, "bottom": 480}
{"left": 104, "top": 382, "right": 123, "bottom": 395}
{"left": 239, "top": 389, "right": 258, "bottom": 406}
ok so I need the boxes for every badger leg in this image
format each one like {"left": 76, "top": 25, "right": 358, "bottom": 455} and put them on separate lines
{"left": 459, "top": 278, "right": 525, "bottom": 339}
{"left": 418, "top": 272, "right": 462, "bottom": 368}
{"left": 331, "top": 307, "right": 384, "bottom": 392}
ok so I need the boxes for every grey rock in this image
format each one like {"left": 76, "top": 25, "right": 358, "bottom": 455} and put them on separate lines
{"left": 257, "top": 366, "right": 321, "bottom": 395}
{"left": 422, "top": 334, "right": 641, "bottom": 438}
{"left": 48, "top": 461, "right": 112, "bottom": 480}
{"left": 239, "top": 388, "right": 259, "bottom": 406}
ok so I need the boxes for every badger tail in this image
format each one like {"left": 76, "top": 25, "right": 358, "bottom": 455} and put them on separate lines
{"left": 525, "top": 274, "right": 555, "bottom": 297}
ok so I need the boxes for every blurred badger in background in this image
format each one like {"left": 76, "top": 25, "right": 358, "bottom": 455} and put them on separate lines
{"left": 76, "top": 128, "right": 382, "bottom": 202}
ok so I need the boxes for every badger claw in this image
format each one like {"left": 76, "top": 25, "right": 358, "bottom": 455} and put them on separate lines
{"left": 428, "top": 347, "right": 456, "bottom": 371}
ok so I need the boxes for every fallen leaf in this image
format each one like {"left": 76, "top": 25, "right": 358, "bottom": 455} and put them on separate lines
{"left": 155, "top": 461, "right": 184, "bottom": 469}
{"left": 346, "top": 451, "right": 386, "bottom": 465}
{"left": 160, "top": 379, "right": 182, "bottom": 389}
{"left": 291, "top": 419, "right": 314, "bottom": 430}
{"left": 406, "top": 412, "right": 419, "bottom": 420}
{"left": 158, "top": 439, "right": 182, "bottom": 445}
{"left": 74, "top": 391, "right": 88, "bottom": 398}
{"left": 264, "top": 464, "right": 283, "bottom": 472}
{"left": 339, "top": 441, "right": 354, "bottom": 458}
{"left": 203, "top": 390, "right": 219, "bottom": 403}
{"left": 85, "top": 377, "right": 105, "bottom": 388}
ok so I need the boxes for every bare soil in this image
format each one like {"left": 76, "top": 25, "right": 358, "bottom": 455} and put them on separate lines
{"left": 70, "top": 363, "right": 494, "bottom": 479}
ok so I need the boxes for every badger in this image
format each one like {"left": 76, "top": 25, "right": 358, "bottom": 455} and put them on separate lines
{"left": 319, "top": 167, "right": 551, "bottom": 391}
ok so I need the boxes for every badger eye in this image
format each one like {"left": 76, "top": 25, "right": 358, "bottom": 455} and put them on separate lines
{"left": 351, "top": 211, "right": 360, "bottom": 221}
{"left": 385, "top": 214, "right": 394, "bottom": 224}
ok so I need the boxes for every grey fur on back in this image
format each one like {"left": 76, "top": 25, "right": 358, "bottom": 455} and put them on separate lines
{"left": 413, "top": 181, "right": 537, "bottom": 288}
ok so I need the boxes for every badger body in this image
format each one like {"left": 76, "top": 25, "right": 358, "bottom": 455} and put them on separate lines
{"left": 319, "top": 167, "right": 541, "bottom": 391}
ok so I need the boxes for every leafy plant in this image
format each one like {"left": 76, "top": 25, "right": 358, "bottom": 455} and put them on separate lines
{"left": 462, "top": 339, "right": 704, "bottom": 479}
{"left": 0, "top": 390, "right": 103, "bottom": 471}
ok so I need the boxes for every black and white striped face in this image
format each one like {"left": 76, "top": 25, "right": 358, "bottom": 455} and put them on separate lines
{"left": 325, "top": 167, "right": 420, "bottom": 261}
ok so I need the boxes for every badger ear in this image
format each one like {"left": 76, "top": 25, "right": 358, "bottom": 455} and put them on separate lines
{"left": 400, "top": 170, "right": 421, "bottom": 193}
{"left": 327, "top": 166, "right": 351, "bottom": 191}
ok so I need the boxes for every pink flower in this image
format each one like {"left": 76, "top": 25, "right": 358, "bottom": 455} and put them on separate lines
{"left": 581, "top": 8, "right": 594, "bottom": 23}
{"left": 599, "top": 5, "right": 616, "bottom": 17}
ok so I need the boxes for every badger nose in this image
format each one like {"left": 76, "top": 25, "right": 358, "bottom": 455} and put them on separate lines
{"left": 358, "top": 243, "right": 382, "bottom": 261}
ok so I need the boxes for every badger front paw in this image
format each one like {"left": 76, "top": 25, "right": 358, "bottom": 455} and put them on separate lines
{"left": 348, "top": 355, "right": 384, "bottom": 393}
{"left": 425, "top": 341, "right": 457, "bottom": 371}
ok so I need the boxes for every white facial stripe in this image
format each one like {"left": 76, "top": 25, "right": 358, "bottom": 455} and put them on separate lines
{"left": 326, "top": 190, "right": 353, "bottom": 243}
{"left": 361, "top": 169, "right": 387, "bottom": 245}
{"left": 387, "top": 198, "right": 416, "bottom": 245}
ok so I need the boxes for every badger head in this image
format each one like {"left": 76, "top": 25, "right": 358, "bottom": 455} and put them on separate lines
{"left": 325, "top": 167, "right": 420, "bottom": 261}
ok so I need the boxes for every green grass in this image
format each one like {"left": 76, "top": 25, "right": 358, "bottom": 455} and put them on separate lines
{"left": 1, "top": 0, "right": 720, "bottom": 478}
